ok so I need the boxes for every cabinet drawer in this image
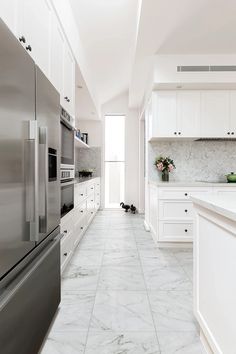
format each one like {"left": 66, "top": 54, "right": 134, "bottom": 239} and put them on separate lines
{"left": 60, "top": 211, "right": 74, "bottom": 235}
{"left": 159, "top": 221, "right": 193, "bottom": 242}
{"left": 74, "top": 183, "right": 87, "bottom": 206}
{"left": 87, "top": 184, "right": 95, "bottom": 196}
{"left": 158, "top": 188, "right": 210, "bottom": 200}
{"left": 61, "top": 232, "right": 73, "bottom": 271}
{"left": 159, "top": 200, "right": 194, "bottom": 219}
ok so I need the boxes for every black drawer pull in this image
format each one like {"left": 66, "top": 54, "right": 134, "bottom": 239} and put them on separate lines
{"left": 232, "top": 132, "right": 235, "bottom": 135}
{"left": 91, "top": 212, "right": 93, "bottom": 214}
{"left": 178, "top": 132, "right": 181, "bottom": 135}
{"left": 63, "top": 230, "right": 67, "bottom": 234}
{"left": 80, "top": 193, "right": 84, "bottom": 196}
{"left": 26, "top": 45, "right": 32, "bottom": 52}
{"left": 81, "top": 226, "right": 83, "bottom": 230}
{"left": 185, "top": 209, "right": 188, "bottom": 213}
{"left": 174, "top": 132, "right": 177, "bottom": 135}
{"left": 80, "top": 210, "right": 83, "bottom": 213}
{"left": 64, "top": 252, "right": 68, "bottom": 256}
{"left": 227, "top": 132, "right": 230, "bottom": 135}
{"left": 185, "top": 229, "right": 188, "bottom": 232}
{"left": 185, "top": 193, "right": 188, "bottom": 196}
{"left": 19, "top": 35, "right": 26, "bottom": 43}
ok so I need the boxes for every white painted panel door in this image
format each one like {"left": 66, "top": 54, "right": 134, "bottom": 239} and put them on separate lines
{"left": 149, "top": 184, "right": 158, "bottom": 235}
{"left": 201, "top": 91, "right": 230, "bottom": 138}
{"left": 154, "top": 91, "right": 177, "bottom": 137}
{"left": 229, "top": 91, "right": 236, "bottom": 136}
{"left": 50, "top": 14, "right": 64, "bottom": 94}
{"left": 63, "top": 44, "right": 75, "bottom": 117}
{"left": 177, "top": 91, "right": 201, "bottom": 137}
{"left": 17, "top": 0, "right": 51, "bottom": 76}
{"left": 1, "top": 0, "right": 18, "bottom": 35}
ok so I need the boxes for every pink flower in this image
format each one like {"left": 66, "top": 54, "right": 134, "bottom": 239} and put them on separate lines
{"left": 157, "top": 162, "right": 163, "bottom": 171}
{"left": 168, "top": 164, "right": 174, "bottom": 172}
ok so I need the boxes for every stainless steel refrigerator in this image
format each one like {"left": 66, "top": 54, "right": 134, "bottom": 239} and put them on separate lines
{"left": 0, "top": 19, "right": 61, "bottom": 354}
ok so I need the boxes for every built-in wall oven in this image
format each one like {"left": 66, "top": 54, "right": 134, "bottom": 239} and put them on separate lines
{"left": 60, "top": 107, "right": 74, "bottom": 168}
{"left": 60, "top": 107, "right": 75, "bottom": 218}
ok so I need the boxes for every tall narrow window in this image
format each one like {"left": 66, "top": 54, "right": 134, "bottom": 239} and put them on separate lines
{"left": 105, "top": 115, "right": 125, "bottom": 208}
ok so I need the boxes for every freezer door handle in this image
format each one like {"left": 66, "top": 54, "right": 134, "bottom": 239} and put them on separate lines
{"left": 39, "top": 126, "right": 48, "bottom": 234}
{"left": 25, "top": 120, "right": 39, "bottom": 242}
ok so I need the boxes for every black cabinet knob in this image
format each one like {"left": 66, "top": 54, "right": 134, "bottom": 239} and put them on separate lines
{"left": 64, "top": 230, "right": 67, "bottom": 233}
{"left": 19, "top": 36, "right": 26, "bottom": 43}
{"left": 232, "top": 132, "right": 235, "bottom": 135}
{"left": 80, "top": 193, "right": 84, "bottom": 196}
{"left": 80, "top": 210, "right": 83, "bottom": 213}
{"left": 26, "top": 45, "right": 32, "bottom": 52}
{"left": 185, "top": 209, "right": 188, "bottom": 213}
{"left": 227, "top": 132, "right": 230, "bottom": 135}
{"left": 91, "top": 211, "right": 94, "bottom": 214}
{"left": 185, "top": 229, "right": 188, "bottom": 232}
{"left": 178, "top": 132, "right": 181, "bottom": 135}
{"left": 174, "top": 132, "right": 177, "bottom": 135}
{"left": 64, "top": 96, "right": 68, "bottom": 100}
{"left": 81, "top": 226, "right": 83, "bottom": 230}
{"left": 67, "top": 98, "right": 70, "bottom": 102}
{"left": 185, "top": 193, "right": 188, "bottom": 196}
{"left": 64, "top": 252, "right": 67, "bottom": 256}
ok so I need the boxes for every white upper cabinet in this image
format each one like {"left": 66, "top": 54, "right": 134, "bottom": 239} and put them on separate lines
{"left": 0, "top": 0, "right": 18, "bottom": 34}
{"left": 62, "top": 44, "right": 75, "bottom": 117}
{"left": 17, "top": 0, "right": 52, "bottom": 76}
{"left": 177, "top": 91, "right": 201, "bottom": 138}
{"left": 229, "top": 91, "right": 236, "bottom": 136}
{"left": 153, "top": 91, "right": 177, "bottom": 138}
{"left": 148, "top": 89, "right": 235, "bottom": 140}
{"left": 50, "top": 13, "right": 64, "bottom": 94}
{"left": 201, "top": 91, "right": 230, "bottom": 138}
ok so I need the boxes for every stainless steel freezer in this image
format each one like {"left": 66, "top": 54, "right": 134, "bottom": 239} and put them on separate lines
{"left": 0, "top": 18, "right": 61, "bottom": 354}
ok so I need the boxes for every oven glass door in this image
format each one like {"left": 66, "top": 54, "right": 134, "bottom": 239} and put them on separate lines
{"left": 61, "top": 122, "right": 74, "bottom": 165}
{"left": 61, "top": 181, "right": 74, "bottom": 218}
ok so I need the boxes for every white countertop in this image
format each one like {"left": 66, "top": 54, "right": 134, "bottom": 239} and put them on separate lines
{"left": 191, "top": 193, "right": 236, "bottom": 222}
{"left": 149, "top": 180, "right": 236, "bottom": 187}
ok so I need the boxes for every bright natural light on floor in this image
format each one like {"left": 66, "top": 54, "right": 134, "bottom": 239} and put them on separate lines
{"left": 105, "top": 115, "right": 125, "bottom": 208}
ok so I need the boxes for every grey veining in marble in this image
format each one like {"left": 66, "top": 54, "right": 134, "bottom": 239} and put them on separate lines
{"left": 149, "top": 140, "right": 236, "bottom": 182}
{"left": 75, "top": 147, "right": 101, "bottom": 177}
{"left": 90, "top": 291, "right": 155, "bottom": 331}
{"left": 157, "top": 331, "right": 204, "bottom": 354}
{"left": 85, "top": 331, "right": 160, "bottom": 354}
{"left": 149, "top": 291, "right": 197, "bottom": 332}
{"left": 42, "top": 210, "right": 202, "bottom": 353}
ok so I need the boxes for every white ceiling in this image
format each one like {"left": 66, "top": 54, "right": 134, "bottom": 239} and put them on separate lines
{"left": 69, "top": 0, "right": 236, "bottom": 113}
{"left": 69, "top": 0, "right": 140, "bottom": 106}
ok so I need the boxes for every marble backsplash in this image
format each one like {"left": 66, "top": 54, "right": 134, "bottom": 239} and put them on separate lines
{"left": 149, "top": 141, "right": 236, "bottom": 182}
{"left": 75, "top": 147, "right": 101, "bottom": 177}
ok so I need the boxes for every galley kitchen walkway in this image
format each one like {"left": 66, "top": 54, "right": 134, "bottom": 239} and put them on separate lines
{"left": 40, "top": 210, "right": 204, "bottom": 354}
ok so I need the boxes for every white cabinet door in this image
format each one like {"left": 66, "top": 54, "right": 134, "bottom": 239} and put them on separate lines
{"left": 17, "top": 0, "right": 51, "bottom": 76}
{"left": 177, "top": 91, "right": 201, "bottom": 137}
{"left": 50, "top": 14, "right": 64, "bottom": 94}
{"left": 149, "top": 184, "right": 158, "bottom": 235}
{"left": 201, "top": 91, "right": 230, "bottom": 138}
{"left": 1, "top": 0, "right": 18, "bottom": 34}
{"left": 230, "top": 91, "right": 236, "bottom": 136}
{"left": 62, "top": 44, "right": 75, "bottom": 117}
{"left": 154, "top": 91, "right": 177, "bottom": 138}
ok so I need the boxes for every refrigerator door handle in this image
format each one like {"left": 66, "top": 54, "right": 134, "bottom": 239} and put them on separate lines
{"left": 25, "top": 120, "right": 39, "bottom": 242}
{"left": 39, "top": 126, "right": 48, "bottom": 234}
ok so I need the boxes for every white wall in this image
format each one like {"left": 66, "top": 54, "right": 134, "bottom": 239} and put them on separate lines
{"left": 101, "top": 92, "right": 140, "bottom": 209}
{"left": 76, "top": 120, "right": 102, "bottom": 147}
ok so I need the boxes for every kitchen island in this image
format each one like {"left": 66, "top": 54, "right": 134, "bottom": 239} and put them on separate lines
{"left": 191, "top": 193, "right": 236, "bottom": 354}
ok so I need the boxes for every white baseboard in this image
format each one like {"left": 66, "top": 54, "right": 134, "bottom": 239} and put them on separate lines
{"left": 143, "top": 220, "right": 150, "bottom": 231}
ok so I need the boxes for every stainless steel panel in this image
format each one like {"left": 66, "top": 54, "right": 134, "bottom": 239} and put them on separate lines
{"left": 0, "top": 19, "right": 36, "bottom": 279}
{"left": 0, "top": 235, "right": 61, "bottom": 354}
{"left": 36, "top": 67, "right": 60, "bottom": 243}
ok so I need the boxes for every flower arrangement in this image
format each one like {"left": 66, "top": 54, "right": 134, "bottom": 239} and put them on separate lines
{"left": 154, "top": 156, "right": 175, "bottom": 181}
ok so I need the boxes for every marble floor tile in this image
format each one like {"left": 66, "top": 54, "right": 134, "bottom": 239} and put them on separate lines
{"left": 98, "top": 265, "right": 146, "bottom": 290}
{"left": 62, "top": 265, "right": 100, "bottom": 291}
{"left": 50, "top": 292, "right": 95, "bottom": 331}
{"left": 181, "top": 262, "right": 193, "bottom": 281}
{"left": 134, "top": 229, "right": 153, "bottom": 239}
{"left": 172, "top": 249, "right": 193, "bottom": 264}
{"left": 149, "top": 291, "right": 197, "bottom": 332}
{"left": 139, "top": 249, "right": 178, "bottom": 267}
{"left": 102, "top": 249, "right": 140, "bottom": 267}
{"left": 104, "top": 237, "right": 137, "bottom": 250}
{"left": 157, "top": 331, "right": 204, "bottom": 354}
{"left": 105, "top": 229, "right": 135, "bottom": 238}
{"left": 40, "top": 331, "right": 87, "bottom": 354}
{"left": 71, "top": 250, "right": 104, "bottom": 266}
{"left": 90, "top": 291, "right": 155, "bottom": 331}
{"left": 85, "top": 331, "right": 160, "bottom": 354}
{"left": 142, "top": 264, "right": 192, "bottom": 291}
{"left": 78, "top": 237, "right": 106, "bottom": 250}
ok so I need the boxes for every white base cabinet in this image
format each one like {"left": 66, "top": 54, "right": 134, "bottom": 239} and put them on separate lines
{"left": 148, "top": 182, "right": 236, "bottom": 246}
{"left": 60, "top": 177, "right": 100, "bottom": 273}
